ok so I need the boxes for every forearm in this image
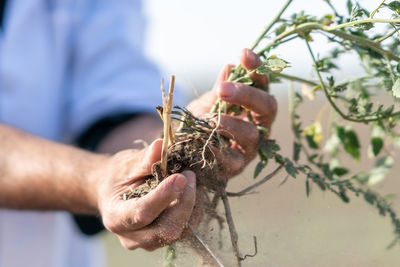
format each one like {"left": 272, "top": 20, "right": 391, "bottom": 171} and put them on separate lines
{"left": 0, "top": 124, "right": 106, "bottom": 214}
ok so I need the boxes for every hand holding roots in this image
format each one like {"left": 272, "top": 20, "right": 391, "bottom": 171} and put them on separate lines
{"left": 122, "top": 76, "right": 281, "bottom": 267}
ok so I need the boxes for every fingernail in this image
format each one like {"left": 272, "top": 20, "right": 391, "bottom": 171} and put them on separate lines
{"left": 183, "top": 170, "right": 196, "bottom": 189}
{"left": 173, "top": 174, "right": 187, "bottom": 192}
{"left": 245, "top": 48, "right": 256, "bottom": 61}
{"left": 219, "top": 82, "right": 237, "bottom": 99}
{"left": 244, "top": 48, "right": 262, "bottom": 69}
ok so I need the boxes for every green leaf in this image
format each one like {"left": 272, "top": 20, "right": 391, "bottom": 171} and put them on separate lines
{"left": 355, "top": 22, "right": 374, "bottom": 31}
{"left": 254, "top": 161, "right": 267, "bottom": 178}
{"left": 309, "top": 154, "right": 318, "bottom": 162}
{"left": 259, "top": 140, "right": 279, "bottom": 160}
{"left": 332, "top": 167, "right": 349, "bottom": 177}
{"left": 236, "top": 76, "right": 253, "bottom": 85}
{"left": 305, "top": 179, "right": 310, "bottom": 197}
{"left": 364, "top": 191, "right": 376, "bottom": 205}
{"left": 346, "top": 0, "right": 353, "bottom": 15}
{"left": 284, "top": 158, "right": 297, "bottom": 178}
{"left": 257, "top": 125, "right": 270, "bottom": 137}
{"left": 339, "top": 186, "right": 350, "bottom": 203}
{"left": 293, "top": 142, "right": 301, "bottom": 162}
{"left": 279, "top": 175, "right": 290, "bottom": 186}
{"left": 303, "top": 122, "right": 323, "bottom": 149}
{"left": 230, "top": 104, "right": 242, "bottom": 116}
{"left": 336, "top": 126, "right": 346, "bottom": 143}
{"left": 392, "top": 78, "right": 400, "bottom": 98}
{"left": 255, "top": 65, "right": 272, "bottom": 75}
{"left": 337, "top": 126, "right": 360, "bottom": 161}
{"left": 344, "top": 130, "right": 360, "bottom": 161}
{"left": 371, "top": 137, "right": 383, "bottom": 157}
{"left": 256, "top": 57, "right": 290, "bottom": 75}
{"left": 171, "top": 110, "right": 183, "bottom": 116}
{"left": 275, "top": 154, "right": 284, "bottom": 164}
{"left": 383, "top": 105, "right": 394, "bottom": 116}
{"left": 275, "top": 23, "right": 287, "bottom": 36}
{"left": 320, "top": 163, "right": 333, "bottom": 180}
{"left": 266, "top": 57, "right": 290, "bottom": 73}
{"left": 388, "top": 1, "right": 400, "bottom": 14}
{"left": 353, "top": 173, "right": 369, "bottom": 184}
{"left": 369, "top": 156, "right": 394, "bottom": 185}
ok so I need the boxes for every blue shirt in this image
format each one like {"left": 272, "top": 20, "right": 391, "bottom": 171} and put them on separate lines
{"left": 0, "top": 0, "right": 185, "bottom": 266}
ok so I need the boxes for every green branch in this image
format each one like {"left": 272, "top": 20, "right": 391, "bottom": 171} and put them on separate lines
{"left": 374, "top": 27, "right": 400, "bottom": 43}
{"left": 305, "top": 40, "right": 400, "bottom": 123}
{"left": 370, "top": 0, "right": 386, "bottom": 19}
{"left": 276, "top": 73, "right": 319, "bottom": 86}
{"left": 260, "top": 21, "right": 400, "bottom": 61}
{"left": 384, "top": 55, "right": 396, "bottom": 84}
{"left": 250, "top": 0, "right": 293, "bottom": 50}
{"left": 331, "top": 18, "right": 400, "bottom": 31}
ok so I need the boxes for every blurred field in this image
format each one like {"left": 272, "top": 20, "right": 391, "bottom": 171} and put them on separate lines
{"left": 102, "top": 92, "right": 400, "bottom": 267}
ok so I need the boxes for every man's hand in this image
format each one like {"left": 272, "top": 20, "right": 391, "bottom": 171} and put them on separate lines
{"left": 188, "top": 48, "right": 277, "bottom": 179}
{"left": 95, "top": 139, "right": 196, "bottom": 251}
{"left": 92, "top": 48, "right": 277, "bottom": 250}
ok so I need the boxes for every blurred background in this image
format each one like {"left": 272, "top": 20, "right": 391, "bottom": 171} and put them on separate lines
{"left": 101, "top": 0, "right": 400, "bottom": 266}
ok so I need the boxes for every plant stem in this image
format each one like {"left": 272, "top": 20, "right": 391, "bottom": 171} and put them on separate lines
{"left": 276, "top": 72, "right": 319, "bottom": 86}
{"left": 305, "top": 40, "right": 354, "bottom": 122}
{"left": 384, "top": 55, "right": 396, "bottom": 84}
{"left": 305, "top": 40, "right": 400, "bottom": 123}
{"left": 374, "top": 27, "right": 399, "bottom": 43}
{"left": 227, "top": 164, "right": 284, "bottom": 197}
{"left": 324, "top": 0, "right": 340, "bottom": 17}
{"left": 265, "top": 35, "right": 298, "bottom": 50}
{"left": 221, "top": 189, "right": 241, "bottom": 267}
{"left": 164, "top": 245, "right": 176, "bottom": 267}
{"left": 250, "top": 0, "right": 294, "bottom": 50}
{"left": 160, "top": 76, "right": 175, "bottom": 177}
{"left": 261, "top": 22, "right": 400, "bottom": 61}
{"left": 370, "top": 0, "right": 386, "bottom": 19}
{"left": 331, "top": 18, "right": 400, "bottom": 31}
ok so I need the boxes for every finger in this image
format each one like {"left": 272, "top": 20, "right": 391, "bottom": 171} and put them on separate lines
{"left": 187, "top": 64, "right": 235, "bottom": 117}
{"left": 240, "top": 48, "right": 269, "bottom": 89}
{"left": 217, "top": 114, "right": 259, "bottom": 162}
{"left": 128, "top": 139, "right": 163, "bottom": 178}
{"left": 212, "top": 64, "right": 235, "bottom": 92}
{"left": 118, "top": 172, "right": 188, "bottom": 231}
{"left": 217, "top": 82, "right": 277, "bottom": 128}
{"left": 210, "top": 146, "right": 245, "bottom": 179}
{"left": 118, "top": 171, "right": 196, "bottom": 250}
{"left": 153, "top": 170, "right": 196, "bottom": 244}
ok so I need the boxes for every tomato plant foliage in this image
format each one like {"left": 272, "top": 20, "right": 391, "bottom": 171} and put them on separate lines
{"left": 221, "top": 0, "right": 400, "bottom": 248}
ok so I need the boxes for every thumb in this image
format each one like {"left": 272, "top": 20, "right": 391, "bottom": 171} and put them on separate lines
{"left": 128, "top": 139, "right": 163, "bottom": 179}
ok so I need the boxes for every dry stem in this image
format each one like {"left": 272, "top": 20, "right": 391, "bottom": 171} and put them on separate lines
{"left": 220, "top": 188, "right": 241, "bottom": 267}
{"left": 160, "top": 76, "right": 175, "bottom": 177}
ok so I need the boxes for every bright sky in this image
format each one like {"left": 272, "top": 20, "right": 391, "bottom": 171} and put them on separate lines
{"left": 143, "top": 0, "right": 386, "bottom": 94}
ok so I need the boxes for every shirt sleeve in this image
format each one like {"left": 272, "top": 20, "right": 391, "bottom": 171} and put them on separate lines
{"left": 66, "top": 0, "right": 186, "bottom": 140}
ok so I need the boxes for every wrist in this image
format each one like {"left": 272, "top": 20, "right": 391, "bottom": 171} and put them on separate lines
{"left": 84, "top": 153, "right": 110, "bottom": 214}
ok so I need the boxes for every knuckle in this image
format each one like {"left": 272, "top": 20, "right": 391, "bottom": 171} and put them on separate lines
{"left": 121, "top": 239, "right": 139, "bottom": 251}
{"left": 103, "top": 217, "right": 120, "bottom": 234}
{"left": 247, "top": 125, "right": 260, "bottom": 143}
{"left": 132, "top": 209, "right": 153, "bottom": 228}
{"left": 269, "top": 95, "right": 278, "bottom": 116}
{"left": 226, "top": 151, "right": 245, "bottom": 176}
